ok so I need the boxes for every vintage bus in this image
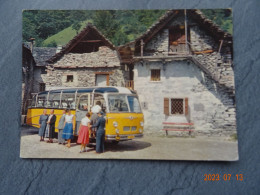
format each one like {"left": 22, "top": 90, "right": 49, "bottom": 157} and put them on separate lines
{"left": 26, "top": 87, "right": 144, "bottom": 142}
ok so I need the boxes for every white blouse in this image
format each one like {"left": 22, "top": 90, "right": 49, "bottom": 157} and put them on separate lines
{"left": 65, "top": 114, "right": 74, "bottom": 123}
{"left": 81, "top": 117, "right": 90, "bottom": 126}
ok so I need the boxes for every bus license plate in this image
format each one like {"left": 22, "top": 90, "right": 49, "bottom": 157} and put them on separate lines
{"left": 128, "top": 135, "right": 135, "bottom": 139}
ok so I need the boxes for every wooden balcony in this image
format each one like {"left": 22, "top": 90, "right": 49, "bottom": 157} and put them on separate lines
{"left": 125, "top": 80, "right": 134, "bottom": 90}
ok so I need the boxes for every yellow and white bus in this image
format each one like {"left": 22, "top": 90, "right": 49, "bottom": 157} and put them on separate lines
{"left": 26, "top": 87, "right": 144, "bottom": 142}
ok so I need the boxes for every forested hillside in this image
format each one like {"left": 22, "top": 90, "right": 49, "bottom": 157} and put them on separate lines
{"left": 23, "top": 10, "right": 232, "bottom": 47}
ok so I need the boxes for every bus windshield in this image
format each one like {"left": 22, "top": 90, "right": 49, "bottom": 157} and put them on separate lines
{"left": 108, "top": 94, "right": 141, "bottom": 113}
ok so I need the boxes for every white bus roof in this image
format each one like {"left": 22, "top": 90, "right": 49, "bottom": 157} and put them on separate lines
{"left": 39, "top": 86, "right": 136, "bottom": 95}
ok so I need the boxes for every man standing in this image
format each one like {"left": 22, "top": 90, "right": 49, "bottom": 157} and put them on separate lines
{"left": 57, "top": 109, "right": 66, "bottom": 144}
{"left": 47, "top": 109, "right": 56, "bottom": 143}
{"left": 91, "top": 111, "right": 106, "bottom": 153}
{"left": 75, "top": 104, "right": 88, "bottom": 135}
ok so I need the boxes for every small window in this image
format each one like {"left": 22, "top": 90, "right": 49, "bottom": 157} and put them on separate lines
{"left": 171, "top": 98, "right": 184, "bottom": 114}
{"left": 151, "top": 69, "right": 160, "bottom": 81}
{"left": 164, "top": 97, "right": 189, "bottom": 116}
{"left": 67, "top": 75, "right": 73, "bottom": 82}
{"left": 96, "top": 74, "right": 109, "bottom": 86}
{"left": 39, "top": 83, "right": 45, "bottom": 92}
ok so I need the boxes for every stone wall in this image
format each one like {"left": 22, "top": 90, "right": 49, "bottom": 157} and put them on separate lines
{"left": 43, "top": 46, "right": 126, "bottom": 89}
{"left": 43, "top": 67, "right": 125, "bottom": 89}
{"left": 144, "top": 29, "right": 169, "bottom": 55}
{"left": 134, "top": 60, "right": 236, "bottom": 136}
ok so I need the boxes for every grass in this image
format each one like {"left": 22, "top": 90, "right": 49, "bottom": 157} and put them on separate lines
{"left": 42, "top": 20, "right": 92, "bottom": 47}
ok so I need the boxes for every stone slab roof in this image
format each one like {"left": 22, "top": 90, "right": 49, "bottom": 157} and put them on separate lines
{"left": 52, "top": 46, "right": 120, "bottom": 68}
{"left": 33, "top": 47, "right": 57, "bottom": 66}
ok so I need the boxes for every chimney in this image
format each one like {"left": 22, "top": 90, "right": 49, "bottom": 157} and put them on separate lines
{"left": 29, "top": 38, "right": 35, "bottom": 53}
{"left": 56, "top": 45, "right": 62, "bottom": 53}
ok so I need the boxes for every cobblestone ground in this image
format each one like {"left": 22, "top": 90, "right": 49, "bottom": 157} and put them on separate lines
{"left": 20, "top": 125, "right": 238, "bottom": 161}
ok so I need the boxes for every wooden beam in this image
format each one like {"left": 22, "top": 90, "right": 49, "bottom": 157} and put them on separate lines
{"left": 218, "top": 40, "right": 224, "bottom": 53}
{"left": 184, "top": 9, "right": 188, "bottom": 54}
{"left": 193, "top": 50, "right": 213, "bottom": 54}
{"left": 106, "top": 74, "right": 109, "bottom": 86}
{"left": 94, "top": 72, "right": 113, "bottom": 75}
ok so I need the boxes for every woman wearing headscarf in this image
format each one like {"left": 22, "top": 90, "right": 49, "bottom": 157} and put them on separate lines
{"left": 38, "top": 109, "right": 48, "bottom": 141}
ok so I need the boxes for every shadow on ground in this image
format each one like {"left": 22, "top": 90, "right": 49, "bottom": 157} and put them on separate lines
{"left": 104, "top": 140, "right": 152, "bottom": 152}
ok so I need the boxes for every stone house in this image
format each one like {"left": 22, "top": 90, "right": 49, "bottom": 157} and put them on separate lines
{"left": 119, "top": 10, "right": 236, "bottom": 136}
{"left": 44, "top": 23, "right": 127, "bottom": 90}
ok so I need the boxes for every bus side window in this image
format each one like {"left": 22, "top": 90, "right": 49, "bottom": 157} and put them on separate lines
{"left": 37, "top": 94, "right": 47, "bottom": 107}
{"left": 77, "top": 94, "right": 90, "bottom": 111}
{"left": 48, "top": 92, "right": 61, "bottom": 108}
{"left": 94, "top": 94, "right": 106, "bottom": 112}
{"left": 61, "top": 92, "right": 75, "bottom": 109}
{"left": 31, "top": 95, "right": 36, "bottom": 107}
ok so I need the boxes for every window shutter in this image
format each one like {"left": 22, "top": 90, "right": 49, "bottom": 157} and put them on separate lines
{"left": 184, "top": 97, "right": 188, "bottom": 115}
{"left": 164, "top": 98, "right": 169, "bottom": 115}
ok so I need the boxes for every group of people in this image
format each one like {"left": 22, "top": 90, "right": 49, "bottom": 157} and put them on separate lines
{"left": 38, "top": 102, "right": 106, "bottom": 154}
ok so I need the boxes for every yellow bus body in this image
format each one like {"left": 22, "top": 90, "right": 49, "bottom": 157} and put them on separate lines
{"left": 26, "top": 108, "right": 76, "bottom": 133}
{"left": 105, "top": 113, "right": 144, "bottom": 140}
{"left": 26, "top": 108, "right": 143, "bottom": 141}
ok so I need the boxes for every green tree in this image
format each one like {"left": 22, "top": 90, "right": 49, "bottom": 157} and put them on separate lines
{"left": 72, "top": 22, "right": 81, "bottom": 34}
{"left": 93, "top": 10, "right": 118, "bottom": 41}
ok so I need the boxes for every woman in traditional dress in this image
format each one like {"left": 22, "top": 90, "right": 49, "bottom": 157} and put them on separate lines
{"left": 38, "top": 109, "right": 48, "bottom": 141}
{"left": 62, "top": 109, "right": 74, "bottom": 148}
{"left": 57, "top": 109, "right": 66, "bottom": 144}
{"left": 45, "top": 109, "right": 56, "bottom": 143}
{"left": 77, "top": 112, "right": 91, "bottom": 153}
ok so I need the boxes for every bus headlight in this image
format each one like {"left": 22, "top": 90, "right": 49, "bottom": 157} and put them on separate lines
{"left": 116, "top": 129, "right": 119, "bottom": 134}
{"left": 113, "top": 121, "right": 118, "bottom": 127}
{"left": 140, "top": 122, "right": 144, "bottom": 127}
{"left": 139, "top": 128, "right": 143, "bottom": 133}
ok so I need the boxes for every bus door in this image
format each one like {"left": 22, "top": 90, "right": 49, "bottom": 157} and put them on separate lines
{"left": 75, "top": 93, "right": 91, "bottom": 135}
{"left": 76, "top": 93, "right": 91, "bottom": 112}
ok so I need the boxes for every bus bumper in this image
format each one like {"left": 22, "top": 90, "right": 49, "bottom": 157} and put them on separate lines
{"left": 106, "top": 134, "right": 143, "bottom": 141}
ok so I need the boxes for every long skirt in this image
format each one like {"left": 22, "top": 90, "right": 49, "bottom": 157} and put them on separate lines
{"left": 38, "top": 122, "right": 47, "bottom": 137}
{"left": 45, "top": 124, "right": 50, "bottom": 138}
{"left": 77, "top": 125, "right": 89, "bottom": 145}
{"left": 62, "top": 123, "right": 73, "bottom": 140}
